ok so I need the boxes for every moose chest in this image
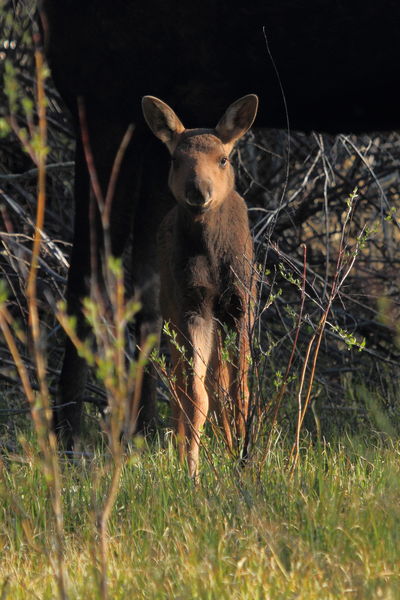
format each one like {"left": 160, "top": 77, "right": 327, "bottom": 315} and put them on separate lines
{"left": 173, "top": 238, "right": 247, "bottom": 326}
{"left": 158, "top": 198, "right": 252, "bottom": 330}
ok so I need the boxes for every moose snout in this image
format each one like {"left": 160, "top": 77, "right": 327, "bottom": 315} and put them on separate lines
{"left": 185, "top": 178, "right": 213, "bottom": 207}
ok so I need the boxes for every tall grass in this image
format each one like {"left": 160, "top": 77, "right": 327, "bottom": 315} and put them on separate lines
{"left": 1, "top": 435, "right": 399, "bottom": 599}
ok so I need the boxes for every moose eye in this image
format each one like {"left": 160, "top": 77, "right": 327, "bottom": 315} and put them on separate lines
{"left": 219, "top": 156, "right": 229, "bottom": 168}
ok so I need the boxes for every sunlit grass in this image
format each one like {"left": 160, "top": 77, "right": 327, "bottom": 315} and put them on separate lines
{"left": 1, "top": 434, "right": 399, "bottom": 599}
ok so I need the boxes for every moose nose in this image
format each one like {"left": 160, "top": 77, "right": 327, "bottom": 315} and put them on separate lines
{"left": 185, "top": 179, "right": 213, "bottom": 207}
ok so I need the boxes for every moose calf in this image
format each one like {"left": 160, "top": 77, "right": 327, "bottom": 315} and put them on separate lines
{"left": 142, "top": 94, "right": 258, "bottom": 478}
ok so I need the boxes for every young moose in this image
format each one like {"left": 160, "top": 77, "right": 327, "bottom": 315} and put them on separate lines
{"left": 142, "top": 94, "right": 258, "bottom": 477}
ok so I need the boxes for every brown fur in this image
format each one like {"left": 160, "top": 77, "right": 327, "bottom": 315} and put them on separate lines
{"left": 143, "top": 95, "right": 258, "bottom": 477}
{"left": 40, "top": 2, "right": 400, "bottom": 449}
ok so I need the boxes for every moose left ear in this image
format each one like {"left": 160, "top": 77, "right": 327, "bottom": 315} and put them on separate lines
{"left": 215, "top": 94, "right": 259, "bottom": 149}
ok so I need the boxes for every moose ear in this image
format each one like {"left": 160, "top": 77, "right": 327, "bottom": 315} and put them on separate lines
{"left": 215, "top": 94, "right": 259, "bottom": 150}
{"left": 142, "top": 96, "right": 185, "bottom": 153}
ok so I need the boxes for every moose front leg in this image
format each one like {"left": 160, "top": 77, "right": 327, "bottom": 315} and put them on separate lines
{"left": 169, "top": 350, "right": 188, "bottom": 466}
{"left": 229, "top": 317, "right": 252, "bottom": 442}
{"left": 56, "top": 117, "right": 146, "bottom": 449}
{"left": 223, "top": 315, "right": 250, "bottom": 444}
{"left": 130, "top": 140, "right": 173, "bottom": 434}
{"left": 179, "top": 315, "right": 214, "bottom": 479}
{"left": 207, "top": 331, "right": 234, "bottom": 451}
{"left": 55, "top": 136, "right": 91, "bottom": 449}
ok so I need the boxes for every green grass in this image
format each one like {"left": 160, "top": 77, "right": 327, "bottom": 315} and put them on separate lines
{"left": 1, "top": 434, "right": 399, "bottom": 599}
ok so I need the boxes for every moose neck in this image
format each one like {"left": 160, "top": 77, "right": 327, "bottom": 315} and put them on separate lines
{"left": 177, "top": 196, "right": 232, "bottom": 256}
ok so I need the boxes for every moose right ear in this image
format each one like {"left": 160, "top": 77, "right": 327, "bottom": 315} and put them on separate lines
{"left": 142, "top": 96, "right": 185, "bottom": 153}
